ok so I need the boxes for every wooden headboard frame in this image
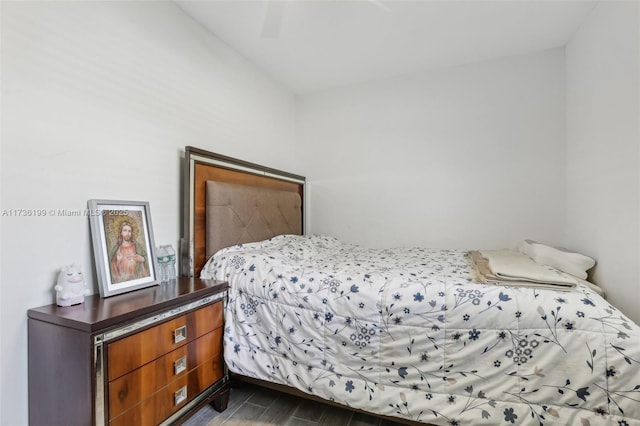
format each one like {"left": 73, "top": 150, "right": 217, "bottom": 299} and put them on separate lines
{"left": 182, "top": 146, "right": 305, "bottom": 277}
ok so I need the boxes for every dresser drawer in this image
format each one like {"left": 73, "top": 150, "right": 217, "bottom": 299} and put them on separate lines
{"left": 108, "top": 327, "right": 223, "bottom": 418}
{"left": 107, "top": 301, "right": 223, "bottom": 381}
{"left": 109, "top": 356, "right": 224, "bottom": 426}
{"left": 28, "top": 278, "right": 229, "bottom": 426}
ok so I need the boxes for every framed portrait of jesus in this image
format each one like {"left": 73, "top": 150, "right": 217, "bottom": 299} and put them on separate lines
{"left": 88, "top": 199, "right": 158, "bottom": 297}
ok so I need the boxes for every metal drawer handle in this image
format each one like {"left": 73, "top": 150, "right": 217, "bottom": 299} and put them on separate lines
{"left": 174, "top": 385, "right": 187, "bottom": 406}
{"left": 174, "top": 355, "right": 187, "bottom": 375}
{"left": 173, "top": 325, "right": 187, "bottom": 344}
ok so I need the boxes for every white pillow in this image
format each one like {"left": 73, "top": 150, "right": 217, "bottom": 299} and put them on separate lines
{"left": 518, "top": 239, "right": 595, "bottom": 280}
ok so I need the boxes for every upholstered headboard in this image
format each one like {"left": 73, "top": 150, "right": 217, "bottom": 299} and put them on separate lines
{"left": 182, "top": 146, "right": 305, "bottom": 277}
{"left": 205, "top": 181, "right": 302, "bottom": 261}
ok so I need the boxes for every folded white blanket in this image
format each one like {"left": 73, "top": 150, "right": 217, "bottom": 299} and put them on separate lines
{"left": 518, "top": 240, "right": 595, "bottom": 280}
{"left": 478, "top": 249, "right": 580, "bottom": 290}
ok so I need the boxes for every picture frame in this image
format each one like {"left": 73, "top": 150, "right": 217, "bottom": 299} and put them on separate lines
{"left": 88, "top": 199, "right": 158, "bottom": 297}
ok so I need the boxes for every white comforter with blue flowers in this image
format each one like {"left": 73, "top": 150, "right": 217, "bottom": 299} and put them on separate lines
{"left": 201, "top": 235, "right": 640, "bottom": 426}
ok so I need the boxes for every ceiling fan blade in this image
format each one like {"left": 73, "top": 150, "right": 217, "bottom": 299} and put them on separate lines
{"left": 260, "top": 0, "right": 388, "bottom": 39}
{"left": 367, "top": 0, "right": 391, "bottom": 13}
{"left": 261, "top": 0, "right": 285, "bottom": 38}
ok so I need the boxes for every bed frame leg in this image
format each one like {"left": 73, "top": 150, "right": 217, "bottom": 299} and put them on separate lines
{"left": 211, "top": 388, "right": 230, "bottom": 412}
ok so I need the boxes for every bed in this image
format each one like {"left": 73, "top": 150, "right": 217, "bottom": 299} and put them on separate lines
{"left": 182, "top": 147, "right": 640, "bottom": 426}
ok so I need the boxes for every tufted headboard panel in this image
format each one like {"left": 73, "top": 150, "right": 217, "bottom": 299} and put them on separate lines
{"left": 183, "top": 146, "right": 305, "bottom": 277}
{"left": 206, "top": 181, "right": 302, "bottom": 260}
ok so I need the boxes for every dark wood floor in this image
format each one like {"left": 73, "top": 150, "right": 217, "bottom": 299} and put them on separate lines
{"left": 184, "top": 382, "right": 408, "bottom": 426}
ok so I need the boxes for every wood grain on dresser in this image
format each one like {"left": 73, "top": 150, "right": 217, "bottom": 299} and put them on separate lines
{"left": 28, "top": 278, "right": 229, "bottom": 426}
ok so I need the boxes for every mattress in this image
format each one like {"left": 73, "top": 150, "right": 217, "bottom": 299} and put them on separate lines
{"left": 201, "top": 235, "right": 640, "bottom": 426}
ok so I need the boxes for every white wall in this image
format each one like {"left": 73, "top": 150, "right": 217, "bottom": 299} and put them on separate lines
{"left": 0, "top": 2, "right": 298, "bottom": 425}
{"left": 298, "top": 49, "right": 566, "bottom": 250}
{"left": 2, "top": 2, "right": 638, "bottom": 424}
{"left": 565, "top": 1, "right": 640, "bottom": 323}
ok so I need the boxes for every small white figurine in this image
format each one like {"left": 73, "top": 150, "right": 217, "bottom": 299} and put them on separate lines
{"left": 55, "top": 264, "right": 90, "bottom": 307}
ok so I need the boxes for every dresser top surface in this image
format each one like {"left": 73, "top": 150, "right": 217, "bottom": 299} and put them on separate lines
{"left": 28, "top": 278, "right": 228, "bottom": 332}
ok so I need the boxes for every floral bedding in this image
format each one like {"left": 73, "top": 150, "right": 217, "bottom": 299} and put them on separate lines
{"left": 200, "top": 235, "right": 640, "bottom": 426}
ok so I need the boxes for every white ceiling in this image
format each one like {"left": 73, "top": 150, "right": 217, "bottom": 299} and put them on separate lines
{"left": 175, "top": 0, "right": 598, "bottom": 94}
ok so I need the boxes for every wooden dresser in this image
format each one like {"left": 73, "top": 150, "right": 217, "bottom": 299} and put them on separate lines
{"left": 28, "top": 278, "right": 229, "bottom": 426}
